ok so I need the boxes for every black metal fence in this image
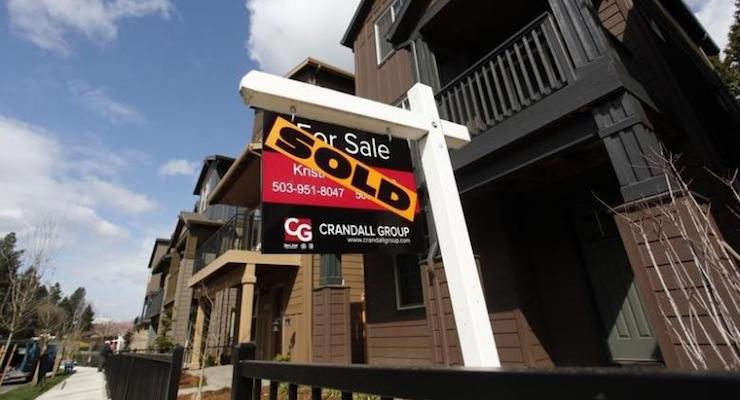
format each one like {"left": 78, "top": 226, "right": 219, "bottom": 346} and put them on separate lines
{"left": 229, "top": 343, "right": 739, "bottom": 400}
{"left": 104, "top": 346, "right": 184, "bottom": 400}
{"left": 194, "top": 210, "right": 261, "bottom": 274}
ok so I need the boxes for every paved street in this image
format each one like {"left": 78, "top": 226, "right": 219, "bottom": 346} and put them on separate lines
{"left": 36, "top": 367, "right": 107, "bottom": 400}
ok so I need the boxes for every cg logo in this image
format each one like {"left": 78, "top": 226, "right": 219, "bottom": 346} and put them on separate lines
{"left": 284, "top": 218, "right": 313, "bottom": 243}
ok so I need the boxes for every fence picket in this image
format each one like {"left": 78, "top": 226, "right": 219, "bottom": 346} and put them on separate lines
{"left": 104, "top": 346, "right": 183, "bottom": 400}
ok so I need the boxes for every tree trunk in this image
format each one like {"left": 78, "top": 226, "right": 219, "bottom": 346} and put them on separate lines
{"left": 32, "top": 336, "right": 49, "bottom": 386}
{"left": 51, "top": 352, "right": 62, "bottom": 378}
{"left": 0, "top": 332, "right": 15, "bottom": 386}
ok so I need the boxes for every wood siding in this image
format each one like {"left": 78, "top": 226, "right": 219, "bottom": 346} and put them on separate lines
{"left": 424, "top": 259, "right": 554, "bottom": 367}
{"left": 312, "top": 287, "right": 352, "bottom": 363}
{"left": 309, "top": 254, "right": 366, "bottom": 363}
{"left": 341, "top": 255, "right": 365, "bottom": 302}
{"left": 352, "top": 0, "right": 415, "bottom": 103}
{"left": 615, "top": 201, "right": 739, "bottom": 369}
{"left": 285, "top": 260, "right": 308, "bottom": 362}
{"left": 310, "top": 254, "right": 365, "bottom": 302}
{"left": 364, "top": 254, "right": 433, "bottom": 365}
{"left": 597, "top": 0, "right": 629, "bottom": 40}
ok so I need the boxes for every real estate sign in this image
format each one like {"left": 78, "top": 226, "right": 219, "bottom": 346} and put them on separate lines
{"left": 261, "top": 112, "right": 424, "bottom": 253}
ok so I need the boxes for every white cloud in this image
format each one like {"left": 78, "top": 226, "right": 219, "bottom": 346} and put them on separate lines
{"left": 0, "top": 115, "right": 165, "bottom": 320}
{"left": 245, "top": 0, "right": 360, "bottom": 75}
{"left": 68, "top": 80, "right": 146, "bottom": 125}
{"left": 82, "top": 176, "right": 158, "bottom": 214}
{"left": 689, "top": 0, "right": 734, "bottom": 54}
{"left": 0, "top": 116, "right": 157, "bottom": 236}
{"left": 158, "top": 159, "right": 199, "bottom": 177}
{"left": 7, "top": 0, "right": 173, "bottom": 55}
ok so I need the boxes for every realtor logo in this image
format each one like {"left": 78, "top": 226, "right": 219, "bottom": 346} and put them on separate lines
{"left": 284, "top": 217, "right": 313, "bottom": 243}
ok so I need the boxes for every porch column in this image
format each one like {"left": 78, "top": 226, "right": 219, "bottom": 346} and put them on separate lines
{"left": 593, "top": 91, "right": 668, "bottom": 201}
{"left": 547, "top": 0, "right": 608, "bottom": 68}
{"left": 190, "top": 297, "right": 207, "bottom": 368}
{"left": 238, "top": 263, "right": 257, "bottom": 343}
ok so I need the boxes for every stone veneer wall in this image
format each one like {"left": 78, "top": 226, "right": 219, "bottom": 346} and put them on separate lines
{"left": 171, "top": 257, "right": 195, "bottom": 346}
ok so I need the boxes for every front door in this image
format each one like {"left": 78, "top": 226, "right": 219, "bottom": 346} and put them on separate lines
{"left": 575, "top": 209, "right": 661, "bottom": 364}
{"left": 255, "top": 286, "right": 285, "bottom": 360}
{"left": 271, "top": 287, "right": 284, "bottom": 358}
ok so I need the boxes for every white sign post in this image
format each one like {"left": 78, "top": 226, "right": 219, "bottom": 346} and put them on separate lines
{"left": 239, "top": 71, "right": 500, "bottom": 367}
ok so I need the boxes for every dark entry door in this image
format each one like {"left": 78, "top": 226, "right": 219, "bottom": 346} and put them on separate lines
{"left": 271, "top": 287, "right": 284, "bottom": 358}
{"left": 575, "top": 210, "right": 661, "bottom": 364}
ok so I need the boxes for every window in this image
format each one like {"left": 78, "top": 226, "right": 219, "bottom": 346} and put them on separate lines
{"left": 319, "top": 254, "right": 342, "bottom": 286}
{"left": 198, "top": 168, "right": 218, "bottom": 212}
{"left": 374, "top": 0, "right": 404, "bottom": 64}
{"left": 394, "top": 254, "right": 424, "bottom": 309}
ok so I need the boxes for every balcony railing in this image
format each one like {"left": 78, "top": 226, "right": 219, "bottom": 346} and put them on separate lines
{"left": 194, "top": 211, "right": 261, "bottom": 274}
{"left": 436, "top": 13, "right": 574, "bottom": 136}
{"left": 142, "top": 290, "right": 163, "bottom": 321}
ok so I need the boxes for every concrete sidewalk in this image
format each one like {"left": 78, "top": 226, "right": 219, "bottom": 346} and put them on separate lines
{"left": 36, "top": 367, "right": 108, "bottom": 400}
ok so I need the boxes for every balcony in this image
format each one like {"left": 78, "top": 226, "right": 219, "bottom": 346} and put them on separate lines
{"left": 142, "top": 290, "right": 163, "bottom": 322}
{"left": 435, "top": 13, "right": 574, "bottom": 137}
{"left": 416, "top": 2, "right": 624, "bottom": 185}
{"left": 193, "top": 210, "right": 261, "bottom": 274}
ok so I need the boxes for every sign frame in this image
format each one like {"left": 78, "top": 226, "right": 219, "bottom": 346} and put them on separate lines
{"left": 239, "top": 70, "right": 500, "bottom": 367}
{"left": 260, "top": 113, "right": 424, "bottom": 254}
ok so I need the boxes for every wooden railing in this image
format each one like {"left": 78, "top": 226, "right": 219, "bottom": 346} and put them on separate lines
{"left": 229, "top": 343, "right": 738, "bottom": 400}
{"left": 436, "top": 13, "right": 575, "bottom": 136}
{"left": 104, "top": 347, "right": 183, "bottom": 400}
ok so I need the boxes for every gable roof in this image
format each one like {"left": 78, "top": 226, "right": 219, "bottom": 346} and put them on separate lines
{"left": 285, "top": 57, "right": 354, "bottom": 81}
{"left": 341, "top": 0, "right": 375, "bottom": 48}
{"left": 341, "top": 0, "right": 428, "bottom": 49}
{"left": 664, "top": 0, "right": 720, "bottom": 56}
{"left": 146, "top": 238, "right": 170, "bottom": 270}
{"left": 387, "top": 0, "right": 432, "bottom": 46}
{"left": 343, "top": 0, "right": 721, "bottom": 57}
{"left": 193, "top": 155, "right": 236, "bottom": 195}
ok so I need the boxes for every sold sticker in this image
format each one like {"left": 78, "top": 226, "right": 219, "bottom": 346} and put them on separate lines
{"left": 264, "top": 116, "right": 418, "bottom": 222}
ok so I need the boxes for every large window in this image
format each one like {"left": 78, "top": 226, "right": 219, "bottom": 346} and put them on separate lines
{"left": 374, "top": 0, "right": 405, "bottom": 64}
{"left": 394, "top": 254, "right": 424, "bottom": 309}
{"left": 198, "top": 168, "right": 218, "bottom": 212}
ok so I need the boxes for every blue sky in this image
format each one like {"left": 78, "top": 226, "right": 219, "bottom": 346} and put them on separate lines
{"left": 0, "top": 0, "right": 732, "bottom": 321}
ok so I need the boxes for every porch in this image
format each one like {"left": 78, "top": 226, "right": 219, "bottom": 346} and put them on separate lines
{"left": 406, "top": 0, "right": 630, "bottom": 174}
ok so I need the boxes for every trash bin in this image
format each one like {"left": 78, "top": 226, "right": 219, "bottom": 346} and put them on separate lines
{"left": 63, "top": 362, "right": 74, "bottom": 374}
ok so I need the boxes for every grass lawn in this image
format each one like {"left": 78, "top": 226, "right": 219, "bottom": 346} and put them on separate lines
{"left": 0, "top": 373, "right": 72, "bottom": 400}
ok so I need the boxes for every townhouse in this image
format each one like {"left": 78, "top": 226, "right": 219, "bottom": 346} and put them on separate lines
{"left": 132, "top": 58, "right": 369, "bottom": 365}
{"left": 187, "top": 58, "right": 367, "bottom": 366}
{"left": 131, "top": 238, "right": 170, "bottom": 351}
{"left": 341, "top": 0, "right": 739, "bottom": 369}
{"left": 132, "top": 156, "right": 240, "bottom": 360}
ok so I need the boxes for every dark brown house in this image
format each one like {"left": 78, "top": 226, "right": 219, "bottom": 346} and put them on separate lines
{"left": 343, "top": 0, "right": 739, "bottom": 369}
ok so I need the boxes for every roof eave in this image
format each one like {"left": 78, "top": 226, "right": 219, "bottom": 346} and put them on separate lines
{"left": 341, "top": 0, "right": 374, "bottom": 48}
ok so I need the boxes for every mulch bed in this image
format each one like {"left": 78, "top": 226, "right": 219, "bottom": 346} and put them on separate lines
{"left": 177, "top": 388, "right": 230, "bottom": 400}
{"left": 179, "top": 372, "right": 207, "bottom": 389}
